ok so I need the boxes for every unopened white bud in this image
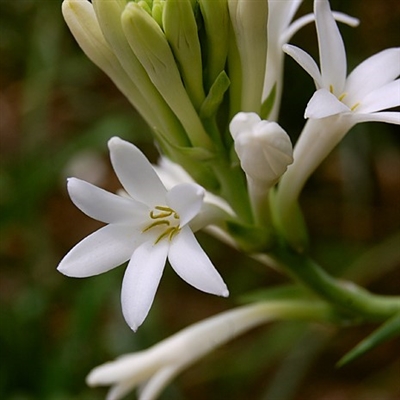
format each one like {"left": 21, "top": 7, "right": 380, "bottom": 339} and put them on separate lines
{"left": 230, "top": 112, "right": 293, "bottom": 187}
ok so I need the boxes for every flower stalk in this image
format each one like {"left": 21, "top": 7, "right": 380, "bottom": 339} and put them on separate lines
{"left": 272, "top": 246, "right": 400, "bottom": 322}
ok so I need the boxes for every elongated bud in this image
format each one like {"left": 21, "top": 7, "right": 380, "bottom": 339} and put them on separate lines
{"left": 228, "top": 0, "right": 268, "bottom": 113}
{"left": 230, "top": 112, "right": 293, "bottom": 187}
{"left": 163, "top": 0, "right": 205, "bottom": 109}
{"left": 122, "top": 2, "right": 213, "bottom": 150}
{"left": 198, "top": 0, "right": 229, "bottom": 90}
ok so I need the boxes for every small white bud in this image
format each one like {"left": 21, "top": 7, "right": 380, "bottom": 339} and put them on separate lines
{"left": 230, "top": 112, "right": 293, "bottom": 187}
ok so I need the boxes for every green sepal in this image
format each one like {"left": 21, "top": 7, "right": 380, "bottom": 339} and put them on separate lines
{"left": 199, "top": 70, "right": 231, "bottom": 119}
{"left": 337, "top": 313, "right": 400, "bottom": 367}
{"left": 260, "top": 83, "right": 276, "bottom": 120}
{"left": 154, "top": 126, "right": 216, "bottom": 161}
{"left": 226, "top": 219, "right": 273, "bottom": 253}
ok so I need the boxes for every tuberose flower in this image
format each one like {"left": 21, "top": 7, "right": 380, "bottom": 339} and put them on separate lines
{"left": 275, "top": 0, "right": 399, "bottom": 251}
{"left": 57, "top": 137, "right": 228, "bottom": 331}
{"left": 87, "top": 300, "right": 331, "bottom": 400}
{"left": 262, "top": 0, "right": 359, "bottom": 120}
{"left": 283, "top": 0, "right": 400, "bottom": 125}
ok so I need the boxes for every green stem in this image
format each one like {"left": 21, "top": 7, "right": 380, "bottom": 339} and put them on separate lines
{"left": 271, "top": 246, "right": 400, "bottom": 322}
{"left": 202, "top": 116, "right": 253, "bottom": 224}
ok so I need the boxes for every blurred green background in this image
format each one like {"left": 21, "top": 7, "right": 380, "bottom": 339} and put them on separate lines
{"left": 1, "top": 1, "right": 399, "bottom": 399}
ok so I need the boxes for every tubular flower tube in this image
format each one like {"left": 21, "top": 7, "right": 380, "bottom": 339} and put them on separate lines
{"left": 57, "top": 137, "right": 228, "bottom": 331}
{"left": 230, "top": 112, "right": 293, "bottom": 225}
{"left": 87, "top": 300, "right": 333, "bottom": 400}
{"left": 275, "top": 0, "right": 400, "bottom": 250}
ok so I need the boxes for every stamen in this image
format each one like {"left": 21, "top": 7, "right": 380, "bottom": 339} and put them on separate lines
{"left": 150, "top": 206, "right": 179, "bottom": 219}
{"left": 142, "top": 205, "right": 181, "bottom": 244}
{"left": 142, "top": 220, "right": 170, "bottom": 233}
{"left": 338, "top": 92, "right": 347, "bottom": 101}
{"left": 154, "top": 226, "right": 180, "bottom": 244}
{"left": 351, "top": 102, "right": 360, "bottom": 111}
{"left": 329, "top": 85, "right": 334, "bottom": 94}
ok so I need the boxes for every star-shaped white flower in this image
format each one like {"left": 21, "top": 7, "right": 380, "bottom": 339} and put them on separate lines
{"left": 275, "top": 0, "right": 399, "bottom": 251}
{"left": 283, "top": 0, "right": 400, "bottom": 125}
{"left": 57, "top": 137, "right": 228, "bottom": 331}
{"left": 262, "top": 0, "right": 359, "bottom": 120}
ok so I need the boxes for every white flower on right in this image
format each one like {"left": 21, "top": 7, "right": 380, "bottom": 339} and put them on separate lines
{"left": 283, "top": 0, "right": 400, "bottom": 126}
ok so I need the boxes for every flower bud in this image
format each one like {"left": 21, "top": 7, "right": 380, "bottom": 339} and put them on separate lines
{"left": 230, "top": 112, "right": 293, "bottom": 187}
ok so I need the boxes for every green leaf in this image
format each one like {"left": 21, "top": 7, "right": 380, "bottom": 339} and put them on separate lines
{"left": 337, "top": 312, "right": 400, "bottom": 367}
{"left": 199, "top": 70, "right": 231, "bottom": 119}
{"left": 154, "top": 126, "right": 216, "bottom": 161}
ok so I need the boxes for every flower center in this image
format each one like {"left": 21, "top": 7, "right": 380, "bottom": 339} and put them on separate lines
{"left": 331, "top": 86, "right": 360, "bottom": 111}
{"left": 142, "top": 206, "right": 181, "bottom": 244}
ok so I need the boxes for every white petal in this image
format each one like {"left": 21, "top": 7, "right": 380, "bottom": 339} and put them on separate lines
{"left": 345, "top": 48, "right": 400, "bottom": 105}
{"left": 315, "top": 0, "right": 347, "bottom": 93}
{"left": 139, "top": 366, "right": 180, "bottom": 400}
{"left": 57, "top": 224, "right": 140, "bottom": 277}
{"left": 268, "top": 0, "right": 303, "bottom": 36}
{"left": 106, "top": 381, "right": 136, "bottom": 400}
{"left": 283, "top": 44, "right": 323, "bottom": 88}
{"left": 67, "top": 178, "right": 147, "bottom": 224}
{"left": 267, "top": 0, "right": 303, "bottom": 43}
{"left": 229, "top": 112, "right": 260, "bottom": 140}
{"left": 153, "top": 156, "right": 194, "bottom": 190}
{"left": 305, "top": 88, "right": 350, "bottom": 119}
{"left": 108, "top": 137, "right": 166, "bottom": 206}
{"left": 284, "top": 11, "right": 359, "bottom": 46}
{"left": 166, "top": 183, "right": 204, "bottom": 227}
{"left": 356, "top": 79, "right": 400, "bottom": 114}
{"left": 168, "top": 227, "right": 229, "bottom": 297}
{"left": 349, "top": 111, "right": 400, "bottom": 125}
{"left": 121, "top": 240, "right": 168, "bottom": 331}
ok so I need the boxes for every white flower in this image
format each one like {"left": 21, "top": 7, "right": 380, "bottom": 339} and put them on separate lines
{"left": 275, "top": 0, "right": 399, "bottom": 251}
{"left": 87, "top": 300, "right": 330, "bottom": 400}
{"left": 230, "top": 112, "right": 293, "bottom": 224}
{"left": 262, "top": 0, "right": 359, "bottom": 120}
{"left": 57, "top": 137, "right": 228, "bottom": 331}
{"left": 283, "top": 0, "right": 400, "bottom": 125}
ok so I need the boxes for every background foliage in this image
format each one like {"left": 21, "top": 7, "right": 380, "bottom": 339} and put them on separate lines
{"left": 1, "top": 1, "right": 399, "bottom": 399}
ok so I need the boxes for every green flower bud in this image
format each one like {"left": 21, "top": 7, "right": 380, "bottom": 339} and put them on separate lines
{"left": 122, "top": 2, "right": 213, "bottom": 150}
{"left": 163, "top": 0, "right": 205, "bottom": 110}
{"left": 228, "top": 0, "right": 268, "bottom": 113}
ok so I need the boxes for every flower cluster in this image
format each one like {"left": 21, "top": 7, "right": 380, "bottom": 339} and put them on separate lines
{"left": 58, "top": 0, "right": 400, "bottom": 399}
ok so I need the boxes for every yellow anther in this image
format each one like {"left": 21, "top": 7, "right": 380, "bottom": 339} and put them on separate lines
{"left": 154, "top": 226, "right": 181, "bottom": 244}
{"left": 329, "top": 85, "right": 334, "bottom": 94}
{"left": 150, "top": 206, "right": 179, "bottom": 219}
{"left": 338, "top": 92, "right": 347, "bottom": 101}
{"left": 142, "top": 220, "right": 170, "bottom": 233}
{"left": 351, "top": 102, "right": 360, "bottom": 111}
{"left": 143, "top": 205, "right": 181, "bottom": 244}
